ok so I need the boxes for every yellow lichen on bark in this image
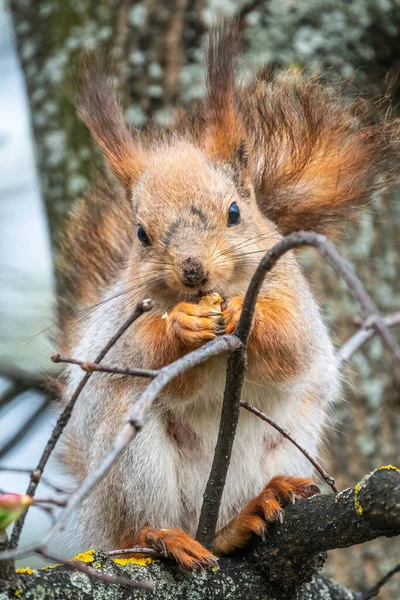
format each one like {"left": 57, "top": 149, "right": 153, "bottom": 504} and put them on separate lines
{"left": 70, "top": 549, "right": 95, "bottom": 563}
{"left": 354, "top": 481, "right": 363, "bottom": 516}
{"left": 112, "top": 556, "right": 154, "bottom": 567}
{"left": 15, "top": 567, "right": 35, "bottom": 575}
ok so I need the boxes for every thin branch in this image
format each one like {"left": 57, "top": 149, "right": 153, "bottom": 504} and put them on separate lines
{"left": 197, "top": 230, "right": 400, "bottom": 551}
{"left": 9, "top": 299, "right": 153, "bottom": 550}
{"left": 106, "top": 547, "right": 160, "bottom": 557}
{"left": 234, "top": 232, "right": 400, "bottom": 363}
{"left": 38, "top": 548, "right": 156, "bottom": 591}
{"left": 33, "top": 497, "right": 67, "bottom": 507}
{"left": 359, "top": 563, "right": 400, "bottom": 600}
{"left": 0, "top": 335, "right": 240, "bottom": 562}
{"left": 196, "top": 343, "right": 247, "bottom": 548}
{"left": 51, "top": 354, "right": 158, "bottom": 379}
{"left": 338, "top": 311, "right": 400, "bottom": 364}
{"left": 240, "top": 402, "right": 338, "bottom": 492}
{"left": 0, "top": 466, "right": 70, "bottom": 495}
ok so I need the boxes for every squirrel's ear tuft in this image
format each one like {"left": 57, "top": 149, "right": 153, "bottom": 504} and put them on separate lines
{"left": 203, "top": 22, "right": 249, "bottom": 170}
{"left": 74, "top": 57, "right": 146, "bottom": 189}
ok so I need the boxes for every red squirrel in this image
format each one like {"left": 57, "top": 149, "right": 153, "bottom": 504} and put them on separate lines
{"left": 59, "top": 23, "right": 398, "bottom": 570}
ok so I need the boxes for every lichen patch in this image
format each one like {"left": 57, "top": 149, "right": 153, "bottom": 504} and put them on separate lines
{"left": 70, "top": 549, "right": 95, "bottom": 563}
{"left": 15, "top": 567, "right": 35, "bottom": 575}
{"left": 112, "top": 556, "right": 154, "bottom": 567}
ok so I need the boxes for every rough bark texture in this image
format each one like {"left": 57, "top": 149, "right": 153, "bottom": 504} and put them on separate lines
{"left": 8, "top": 0, "right": 400, "bottom": 597}
{"left": 0, "top": 562, "right": 357, "bottom": 600}
{"left": 2, "top": 468, "right": 399, "bottom": 600}
{"left": 0, "top": 467, "right": 400, "bottom": 600}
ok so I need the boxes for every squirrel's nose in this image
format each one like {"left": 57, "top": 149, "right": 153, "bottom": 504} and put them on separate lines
{"left": 181, "top": 257, "right": 208, "bottom": 287}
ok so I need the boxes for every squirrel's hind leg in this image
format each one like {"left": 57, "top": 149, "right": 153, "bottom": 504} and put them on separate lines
{"left": 136, "top": 526, "right": 219, "bottom": 572}
{"left": 213, "top": 476, "right": 320, "bottom": 555}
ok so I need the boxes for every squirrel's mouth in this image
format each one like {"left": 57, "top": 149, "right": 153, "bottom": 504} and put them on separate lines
{"left": 193, "top": 288, "right": 215, "bottom": 299}
{"left": 189, "top": 288, "right": 228, "bottom": 310}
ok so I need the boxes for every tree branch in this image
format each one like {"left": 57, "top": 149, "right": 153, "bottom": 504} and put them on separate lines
{"left": 6, "top": 468, "right": 399, "bottom": 600}
{"left": 360, "top": 563, "right": 400, "bottom": 599}
{"left": 338, "top": 311, "right": 400, "bottom": 364}
{"left": 9, "top": 299, "right": 154, "bottom": 550}
{"left": 51, "top": 354, "right": 158, "bottom": 379}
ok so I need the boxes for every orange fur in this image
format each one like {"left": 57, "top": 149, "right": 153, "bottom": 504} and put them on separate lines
{"left": 135, "top": 304, "right": 222, "bottom": 396}
{"left": 214, "top": 476, "right": 319, "bottom": 555}
{"left": 135, "top": 527, "right": 218, "bottom": 571}
{"left": 223, "top": 292, "right": 311, "bottom": 381}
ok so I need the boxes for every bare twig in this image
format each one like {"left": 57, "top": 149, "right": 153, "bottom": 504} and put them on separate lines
{"left": 338, "top": 311, "right": 400, "bottom": 364}
{"left": 0, "top": 466, "right": 70, "bottom": 495}
{"left": 38, "top": 548, "right": 156, "bottom": 591}
{"left": 359, "top": 563, "right": 400, "bottom": 600}
{"left": 240, "top": 402, "right": 338, "bottom": 492}
{"left": 106, "top": 547, "right": 160, "bottom": 557}
{"left": 33, "top": 497, "right": 67, "bottom": 507}
{"left": 0, "top": 335, "right": 240, "bottom": 562}
{"left": 197, "top": 231, "right": 400, "bottom": 551}
{"left": 234, "top": 232, "right": 400, "bottom": 364}
{"left": 51, "top": 354, "right": 158, "bottom": 379}
{"left": 9, "top": 299, "right": 153, "bottom": 550}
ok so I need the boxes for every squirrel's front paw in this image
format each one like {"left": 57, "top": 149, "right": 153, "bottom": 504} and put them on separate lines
{"left": 222, "top": 296, "right": 244, "bottom": 334}
{"left": 137, "top": 526, "right": 219, "bottom": 572}
{"left": 166, "top": 302, "right": 224, "bottom": 346}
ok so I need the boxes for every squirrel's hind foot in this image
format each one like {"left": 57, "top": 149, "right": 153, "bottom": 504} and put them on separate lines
{"left": 137, "top": 526, "right": 219, "bottom": 572}
{"left": 214, "top": 475, "right": 320, "bottom": 555}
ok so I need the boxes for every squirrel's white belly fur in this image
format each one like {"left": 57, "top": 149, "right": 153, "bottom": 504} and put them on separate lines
{"left": 64, "top": 283, "right": 340, "bottom": 550}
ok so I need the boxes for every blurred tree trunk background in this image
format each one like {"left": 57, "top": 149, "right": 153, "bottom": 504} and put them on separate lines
{"left": 8, "top": 0, "right": 400, "bottom": 597}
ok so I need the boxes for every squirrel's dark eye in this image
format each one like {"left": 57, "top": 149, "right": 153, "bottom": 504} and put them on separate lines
{"left": 137, "top": 224, "right": 152, "bottom": 247}
{"left": 227, "top": 202, "right": 241, "bottom": 227}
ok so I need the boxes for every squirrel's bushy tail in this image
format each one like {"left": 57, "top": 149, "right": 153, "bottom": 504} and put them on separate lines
{"left": 199, "top": 22, "right": 399, "bottom": 236}
{"left": 242, "top": 70, "right": 399, "bottom": 235}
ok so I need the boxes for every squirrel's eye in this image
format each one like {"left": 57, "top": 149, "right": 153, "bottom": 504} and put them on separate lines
{"left": 137, "top": 225, "right": 152, "bottom": 247}
{"left": 227, "top": 202, "right": 241, "bottom": 227}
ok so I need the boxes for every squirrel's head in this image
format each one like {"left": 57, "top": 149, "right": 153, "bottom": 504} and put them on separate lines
{"left": 130, "top": 140, "right": 274, "bottom": 301}
{"left": 74, "top": 25, "right": 280, "bottom": 303}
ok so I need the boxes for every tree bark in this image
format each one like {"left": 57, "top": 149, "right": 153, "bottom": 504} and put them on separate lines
{"left": 1, "top": 468, "right": 399, "bottom": 600}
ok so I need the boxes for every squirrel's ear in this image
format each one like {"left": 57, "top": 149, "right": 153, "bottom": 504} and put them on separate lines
{"left": 75, "top": 59, "right": 146, "bottom": 189}
{"left": 203, "top": 22, "right": 250, "bottom": 172}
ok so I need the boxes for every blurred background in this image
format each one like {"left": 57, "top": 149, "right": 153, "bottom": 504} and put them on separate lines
{"left": 0, "top": 0, "right": 399, "bottom": 597}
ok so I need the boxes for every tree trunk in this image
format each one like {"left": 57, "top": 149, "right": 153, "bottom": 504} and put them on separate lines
{"left": 9, "top": 1, "right": 400, "bottom": 598}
